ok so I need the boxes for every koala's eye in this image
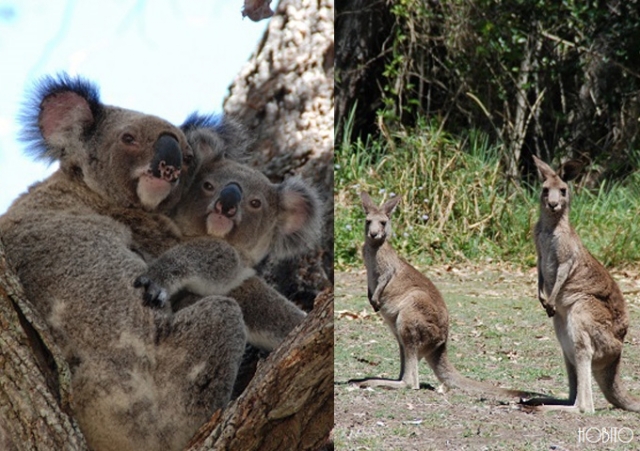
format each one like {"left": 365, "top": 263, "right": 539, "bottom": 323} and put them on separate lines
{"left": 203, "top": 181, "right": 215, "bottom": 192}
{"left": 121, "top": 133, "right": 136, "bottom": 145}
{"left": 249, "top": 199, "right": 262, "bottom": 209}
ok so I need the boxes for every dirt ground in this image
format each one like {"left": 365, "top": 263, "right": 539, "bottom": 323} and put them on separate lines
{"left": 334, "top": 265, "right": 640, "bottom": 451}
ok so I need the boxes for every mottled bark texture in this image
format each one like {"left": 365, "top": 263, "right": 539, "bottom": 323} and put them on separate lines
{"left": 0, "top": 239, "right": 88, "bottom": 450}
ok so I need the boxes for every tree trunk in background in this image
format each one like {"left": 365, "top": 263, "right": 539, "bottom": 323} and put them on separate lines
{"left": 0, "top": 1, "right": 334, "bottom": 450}
{"left": 335, "top": 0, "right": 393, "bottom": 143}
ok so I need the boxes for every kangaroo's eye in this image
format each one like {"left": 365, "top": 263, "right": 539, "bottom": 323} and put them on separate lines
{"left": 122, "top": 133, "right": 136, "bottom": 144}
{"left": 250, "top": 199, "right": 262, "bottom": 209}
{"left": 560, "top": 188, "right": 567, "bottom": 196}
{"left": 203, "top": 181, "right": 214, "bottom": 192}
{"left": 542, "top": 188, "right": 549, "bottom": 196}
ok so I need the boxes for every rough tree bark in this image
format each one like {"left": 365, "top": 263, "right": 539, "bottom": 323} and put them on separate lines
{"left": 0, "top": 0, "right": 334, "bottom": 449}
{"left": 0, "top": 240, "right": 87, "bottom": 450}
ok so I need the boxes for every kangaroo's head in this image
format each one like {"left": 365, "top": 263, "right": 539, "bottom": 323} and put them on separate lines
{"left": 360, "top": 191, "right": 400, "bottom": 246}
{"left": 532, "top": 155, "right": 582, "bottom": 219}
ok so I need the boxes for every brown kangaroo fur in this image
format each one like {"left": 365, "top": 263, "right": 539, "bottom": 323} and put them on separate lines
{"left": 527, "top": 155, "right": 640, "bottom": 413}
{"left": 350, "top": 192, "right": 533, "bottom": 398}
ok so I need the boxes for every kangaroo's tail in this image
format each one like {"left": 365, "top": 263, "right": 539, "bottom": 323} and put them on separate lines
{"left": 594, "top": 357, "right": 640, "bottom": 413}
{"left": 426, "top": 343, "right": 537, "bottom": 399}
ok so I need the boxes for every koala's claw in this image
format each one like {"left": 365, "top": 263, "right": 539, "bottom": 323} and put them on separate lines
{"left": 134, "top": 275, "right": 168, "bottom": 308}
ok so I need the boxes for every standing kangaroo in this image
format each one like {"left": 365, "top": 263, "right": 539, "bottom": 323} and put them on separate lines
{"left": 528, "top": 155, "right": 640, "bottom": 413}
{"left": 351, "top": 192, "right": 531, "bottom": 397}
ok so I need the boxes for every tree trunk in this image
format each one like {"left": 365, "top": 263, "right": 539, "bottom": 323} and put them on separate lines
{"left": 335, "top": 0, "right": 394, "bottom": 142}
{"left": 0, "top": 0, "right": 334, "bottom": 449}
{"left": 0, "top": 239, "right": 88, "bottom": 450}
{"left": 222, "top": 1, "right": 335, "bottom": 448}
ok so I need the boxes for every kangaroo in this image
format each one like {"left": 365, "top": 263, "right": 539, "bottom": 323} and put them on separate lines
{"left": 525, "top": 155, "right": 640, "bottom": 413}
{"left": 351, "top": 192, "right": 533, "bottom": 397}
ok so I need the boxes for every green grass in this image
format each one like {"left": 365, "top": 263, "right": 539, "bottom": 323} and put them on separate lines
{"left": 335, "top": 117, "right": 640, "bottom": 270}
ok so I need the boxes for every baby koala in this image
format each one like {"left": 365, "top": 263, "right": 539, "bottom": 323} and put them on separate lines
{"left": 136, "top": 117, "right": 322, "bottom": 350}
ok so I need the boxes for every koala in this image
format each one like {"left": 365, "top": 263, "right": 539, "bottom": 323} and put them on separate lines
{"left": 135, "top": 114, "right": 322, "bottom": 351}
{"left": 0, "top": 75, "right": 251, "bottom": 451}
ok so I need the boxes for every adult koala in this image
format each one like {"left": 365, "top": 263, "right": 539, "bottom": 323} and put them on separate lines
{"left": 136, "top": 114, "right": 322, "bottom": 351}
{"left": 0, "top": 75, "right": 252, "bottom": 451}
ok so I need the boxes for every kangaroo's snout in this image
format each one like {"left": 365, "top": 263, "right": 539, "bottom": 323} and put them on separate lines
{"left": 545, "top": 188, "right": 564, "bottom": 212}
{"left": 367, "top": 221, "right": 387, "bottom": 242}
{"left": 215, "top": 183, "right": 243, "bottom": 217}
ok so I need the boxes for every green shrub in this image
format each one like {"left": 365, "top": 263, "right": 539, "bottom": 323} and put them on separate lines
{"left": 335, "top": 118, "right": 640, "bottom": 270}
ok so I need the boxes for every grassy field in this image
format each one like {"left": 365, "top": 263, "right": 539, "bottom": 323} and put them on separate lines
{"left": 334, "top": 265, "right": 640, "bottom": 451}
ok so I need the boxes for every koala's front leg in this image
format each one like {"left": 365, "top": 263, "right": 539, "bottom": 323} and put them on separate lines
{"left": 228, "top": 276, "right": 306, "bottom": 351}
{"left": 135, "top": 237, "right": 255, "bottom": 308}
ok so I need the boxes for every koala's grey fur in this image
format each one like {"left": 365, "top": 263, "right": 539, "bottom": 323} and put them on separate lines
{"left": 0, "top": 75, "right": 250, "bottom": 451}
{"left": 176, "top": 115, "right": 322, "bottom": 265}
{"left": 134, "top": 237, "right": 255, "bottom": 307}
{"left": 137, "top": 116, "right": 322, "bottom": 351}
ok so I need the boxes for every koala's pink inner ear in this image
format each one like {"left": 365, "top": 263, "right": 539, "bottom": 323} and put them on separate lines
{"left": 281, "top": 190, "right": 313, "bottom": 235}
{"left": 39, "top": 91, "right": 94, "bottom": 140}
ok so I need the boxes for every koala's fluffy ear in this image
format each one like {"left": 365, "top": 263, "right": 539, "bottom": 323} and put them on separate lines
{"left": 21, "top": 73, "right": 103, "bottom": 164}
{"left": 181, "top": 112, "right": 252, "bottom": 162}
{"left": 272, "top": 177, "right": 323, "bottom": 259}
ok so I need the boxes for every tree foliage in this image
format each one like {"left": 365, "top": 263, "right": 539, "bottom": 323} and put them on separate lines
{"left": 338, "top": 0, "right": 640, "bottom": 180}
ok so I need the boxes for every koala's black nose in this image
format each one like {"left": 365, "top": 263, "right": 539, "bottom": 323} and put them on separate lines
{"left": 217, "top": 183, "right": 243, "bottom": 217}
{"left": 151, "top": 135, "right": 182, "bottom": 182}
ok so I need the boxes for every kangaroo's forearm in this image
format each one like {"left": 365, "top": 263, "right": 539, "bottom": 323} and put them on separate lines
{"left": 547, "top": 260, "right": 573, "bottom": 307}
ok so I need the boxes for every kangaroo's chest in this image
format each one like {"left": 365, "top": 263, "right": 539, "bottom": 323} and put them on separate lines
{"left": 538, "top": 234, "right": 559, "bottom": 294}
{"left": 363, "top": 245, "right": 393, "bottom": 293}
{"left": 536, "top": 227, "right": 579, "bottom": 295}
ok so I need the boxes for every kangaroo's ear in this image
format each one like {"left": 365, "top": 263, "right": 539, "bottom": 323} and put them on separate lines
{"left": 531, "top": 155, "right": 557, "bottom": 181}
{"left": 382, "top": 196, "right": 400, "bottom": 216}
{"left": 559, "top": 160, "right": 583, "bottom": 182}
{"left": 360, "top": 191, "right": 376, "bottom": 214}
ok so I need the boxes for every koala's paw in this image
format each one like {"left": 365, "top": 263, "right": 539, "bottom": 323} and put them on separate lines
{"left": 134, "top": 275, "right": 168, "bottom": 308}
